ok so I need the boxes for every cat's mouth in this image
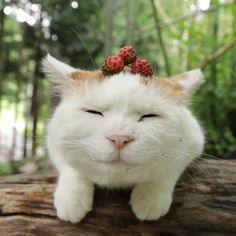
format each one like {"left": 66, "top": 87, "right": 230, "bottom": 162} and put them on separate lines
{"left": 108, "top": 158, "right": 130, "bottom": 165}
{"left": 94, "top": 153, "right": 133, "bottom": 166}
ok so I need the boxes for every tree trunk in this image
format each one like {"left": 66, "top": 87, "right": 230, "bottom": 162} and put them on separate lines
{"left": 31, "top": 64, "right": 40, "bottom": 158}
{"left": 9, "top": 44, "right": 23, "bottom": 169}
{"left": 0, "top": 0, "right": 5, "bottom": 145}
{"left": 30, "top": 26, "right": 43, "bottom": 157}
{"left": 104, "top": 0, "right": 116, "bottom": 56}
{"left": 127, "top": 0, "right": 136, "bottom": 45}
{"left": 22, "top": 114, "right": 29, "bottom": 158}
{"left": 150, "top": 0, "right": 171, "bottom": 76}
{"left": 0, "top": 159, "right": 235, "bottom": 236}
{"left": 0, "top": 0, "right": 5, "bottom": 101}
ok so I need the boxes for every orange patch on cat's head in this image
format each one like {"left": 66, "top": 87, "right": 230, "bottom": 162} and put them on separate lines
{"left": 155, "top": 77, "right": 185, "bottom": 103}
{"left": 70, "top": 70, "right": 104, "bottom": 82}
{"left": 69, "top": 70, "right": 185, "bottom": 103}
{"left": 140, "top": 76, "right": 185, "bottom": 103}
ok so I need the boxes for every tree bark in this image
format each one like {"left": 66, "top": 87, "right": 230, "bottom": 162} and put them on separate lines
{"left": 0, "top": 160, "right": 236, "bottom": 236}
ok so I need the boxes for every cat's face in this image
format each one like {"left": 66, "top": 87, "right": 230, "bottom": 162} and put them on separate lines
{"left": 44, "top": 55, "right": 204, "bottom": 172}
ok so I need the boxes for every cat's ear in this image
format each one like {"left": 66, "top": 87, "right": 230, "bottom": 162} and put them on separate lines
{"left": 169, "top": 69, "right": 204, "bottom": 94}
{"left": 42, "top": 54, "right": 76, "bottom": 85}
{"left": 42, "top": 54, "right": 104, "bottom": 92}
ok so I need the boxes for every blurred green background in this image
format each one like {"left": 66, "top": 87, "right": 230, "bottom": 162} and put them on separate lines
{"left": 0, "top": 0, "right": 235, "bottom": 175}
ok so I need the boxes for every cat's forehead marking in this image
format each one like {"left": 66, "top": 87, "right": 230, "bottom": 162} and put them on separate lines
{"left": 155, "top": 77, "right": 183, "bottom": 91}
{"left": 69, "top": 71, "right": 184, "bottom": 103}
{"left": 70, "top": 70, "right": 104, "bottom": 81}
{"left": 154, "top": 77, "right": 184, "bottom": 102}
{"left": 140, "top": 76, "right": 184, "bottom": 103}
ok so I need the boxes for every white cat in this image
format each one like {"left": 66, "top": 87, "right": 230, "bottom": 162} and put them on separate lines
{"left": 43, "top": 55, "right": 205, "bottom": 223}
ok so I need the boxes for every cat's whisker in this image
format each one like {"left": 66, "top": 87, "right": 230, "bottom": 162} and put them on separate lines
{"left": 70, "top": 28, "right": 96, "bottom": 70}
{"left": 166, "top": 151, "right": 217, "bottom": 185}
{"left": 149, "top": 143, "right": 214, "bottom": 182}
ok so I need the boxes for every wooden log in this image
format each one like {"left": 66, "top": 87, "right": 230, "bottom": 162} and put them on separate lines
{"left": 0, "top": 160, "right": 236, "bottom": 236}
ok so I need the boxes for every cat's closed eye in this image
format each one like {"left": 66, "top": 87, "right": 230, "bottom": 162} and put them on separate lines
{"left": 138, "top": 114, "right": 159, "bottom": 122}
{"left": 85, "top": 109, "right": 103, "bottom": 116}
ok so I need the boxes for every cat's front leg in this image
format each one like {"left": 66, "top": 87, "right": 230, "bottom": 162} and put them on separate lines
{"left": 54, "top": 167, "right": 94, "bottom": 223}
{"left": 130, "top": 182, "right": 173, "bottom": 221}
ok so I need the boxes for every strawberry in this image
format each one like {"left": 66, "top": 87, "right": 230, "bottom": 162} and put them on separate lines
{"left": 101, "top": 56, "right": 125, "bottom": 76}
{"left": 131, "top": 59, "right": 154, "bottom": 77}
{"left": 118, "top": 45, "right": 137, "bottom": 65}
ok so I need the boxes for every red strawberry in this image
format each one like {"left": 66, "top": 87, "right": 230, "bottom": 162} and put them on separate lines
{"left": 131, "top": 59, "right": 154, "bottom": 77}
{"left": 101, "top": 56, "right": 125, "bottom": 76}
{"left": 118, "top": 45, "right": 137, "bottom": 65}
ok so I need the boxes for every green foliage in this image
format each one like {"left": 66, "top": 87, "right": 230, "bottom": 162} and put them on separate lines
{"left": 0, "top": 162, "right": 16, "bottom": 175}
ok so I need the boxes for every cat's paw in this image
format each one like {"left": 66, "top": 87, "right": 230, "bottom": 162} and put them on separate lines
{"left": 54, "top": 185, "right": 93, "bottom": 223}
{"left": 130, "top": 183, "right": 172, "bottom": 221}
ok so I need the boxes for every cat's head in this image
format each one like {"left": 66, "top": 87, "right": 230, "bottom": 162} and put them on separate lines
{"left": 43, "top": 55, "right": 204, "bottom": 171}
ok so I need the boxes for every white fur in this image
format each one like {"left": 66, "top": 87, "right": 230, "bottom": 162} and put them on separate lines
{"left": 43, "top": 56, "right": 205, "bottom": 223}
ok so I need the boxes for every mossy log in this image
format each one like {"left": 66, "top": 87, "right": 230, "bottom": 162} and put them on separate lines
{"left": 0, "top": 160, "right": 236, "bottom": 236}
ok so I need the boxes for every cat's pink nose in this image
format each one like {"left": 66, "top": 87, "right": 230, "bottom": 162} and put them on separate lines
{"left": 106, "top": 135, "right": 133, "bottom": 150}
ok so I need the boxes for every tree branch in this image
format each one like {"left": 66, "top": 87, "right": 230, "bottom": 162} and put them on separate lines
{"left": 135, "top": 3, "right": 234, "bottom": 35}
{"left": 198, "top": 37, "right": 236, "bottom": 69}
